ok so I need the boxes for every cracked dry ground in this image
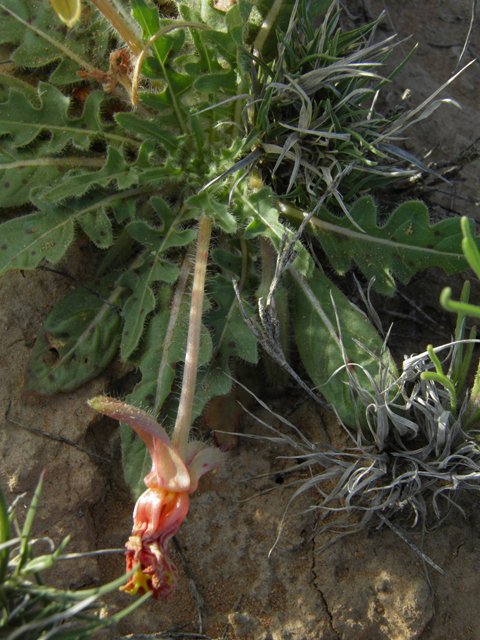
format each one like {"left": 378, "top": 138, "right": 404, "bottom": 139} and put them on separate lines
{"left": 2, "top": 0, "right": 480, "bottom": 639}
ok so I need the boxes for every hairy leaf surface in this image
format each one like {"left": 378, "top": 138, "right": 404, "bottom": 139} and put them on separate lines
{"left": 192, "top": 272, "right": 258, "bottom": 416}
{"left": 115, "top": 112, "right": 183, "bottom": 154}
{"left": 0, "top": 86, "right": 131, "bottom": 205}
{"left": 0, "top": 188, "right": 139, "bottom": 276}
{"left": 0, "top": 210, "right": 75, "bottom": 276}
{"left": 38, "top": 146, "right": 146, "bottom": 203}
{"left": 0, "top": 141, "right": 75, "bottom": 208}
{"left": 112, "top": 197, "right": 196, "bottom": 360}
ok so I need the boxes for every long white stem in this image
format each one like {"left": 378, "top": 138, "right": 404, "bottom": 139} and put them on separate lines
{"left": 172, "top": 214, "right": 212, "bottom": 458}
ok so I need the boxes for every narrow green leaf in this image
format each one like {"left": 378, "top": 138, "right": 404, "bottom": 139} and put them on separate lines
{"left": 137, "top": 159, "right": 183, "bottom": 185}
{"left": 120, "top": 272, "right": 156, "bottom": 362}
{"left": 115, "top": 112, "right": 183, "bottom": 153}
{"left": 16, "top": 471, "right": 45, "bottom": 575}
{"left": 290, "top": 267, "right": 396, "bottom": 428}
{"left": 0, "top": 481, "right": 10, "bottom": 583}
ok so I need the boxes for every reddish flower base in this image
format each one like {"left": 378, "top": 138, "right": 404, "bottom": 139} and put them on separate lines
{"left": 121, "top": 488, "right": 190, "bottom": 599}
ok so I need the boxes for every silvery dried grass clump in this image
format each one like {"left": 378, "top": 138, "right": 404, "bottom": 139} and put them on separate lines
{"left": 233, "top": 215, "right": 480, "bottom": 569}
{"left": 237, "top": 273, "right": 480, "bottom": 572}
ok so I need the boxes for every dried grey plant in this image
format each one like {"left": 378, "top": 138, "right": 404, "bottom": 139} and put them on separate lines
{"left": 231, "top": 259, "right": 480, "bottom": 574}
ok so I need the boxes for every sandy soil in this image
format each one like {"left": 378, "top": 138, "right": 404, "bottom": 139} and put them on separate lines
{"left": 1, "top": 1, "right": 480, "bottom": 639}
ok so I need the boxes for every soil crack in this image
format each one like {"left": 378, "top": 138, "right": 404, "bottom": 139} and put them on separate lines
{"left": 311, "top": 525, "right": 340, "bottom": 640}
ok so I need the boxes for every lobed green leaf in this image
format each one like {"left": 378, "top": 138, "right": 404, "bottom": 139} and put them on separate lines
{"left": 23, "top": 272, "right": 122, "bottom": 396}
{"left": 38, "top": 145, "right": 143, "bottom": 203}
{"left": 309, "top": 196, "right": 476, "bottom": 295}
{"left": 0, "top": 0, "right": 109, "bottom": 84}
{"left": 0, "top": 188, "right": 140, "bottom": 276}
{"left": 0, "top": 84, "right": 127, "bottom": 152}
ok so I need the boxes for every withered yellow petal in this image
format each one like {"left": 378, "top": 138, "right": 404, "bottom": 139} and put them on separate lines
{"left": 49, "top": 0, "right": 81, "bottom": 28}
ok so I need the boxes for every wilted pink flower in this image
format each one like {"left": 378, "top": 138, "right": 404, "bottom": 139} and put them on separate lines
{"left": 88, "top": 397, "right": 223, "bottom": 599}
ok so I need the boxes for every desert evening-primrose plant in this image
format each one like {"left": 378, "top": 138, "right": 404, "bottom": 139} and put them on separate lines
{"left": 1, "top": 0, "right": 480, "bottom": 599}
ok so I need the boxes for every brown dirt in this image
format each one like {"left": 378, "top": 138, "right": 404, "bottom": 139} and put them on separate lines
{"left": 2, "top": 1, "right": 480, "bottom": 639}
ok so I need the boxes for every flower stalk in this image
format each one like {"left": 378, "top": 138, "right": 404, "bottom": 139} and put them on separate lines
{"left": 172, "top": 214, "right": 213, "bottom": 458}
{"left": 88, "top": 213, "right": 217, "bottom": 600}
{"left": 90, "top": 0, "right": 143, "bottom": 55}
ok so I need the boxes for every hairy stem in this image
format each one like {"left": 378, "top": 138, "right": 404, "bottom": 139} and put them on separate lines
{"left": 90, "top": 0, "right": 143, "bottom": 55}
{"left": 172, "top": 214, "right": 212, "bottom": 458}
